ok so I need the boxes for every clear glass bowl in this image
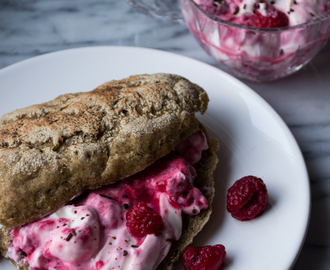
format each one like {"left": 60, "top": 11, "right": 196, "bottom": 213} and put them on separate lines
{"left": 180, "top": 0, "right": 330, "bottom": 82}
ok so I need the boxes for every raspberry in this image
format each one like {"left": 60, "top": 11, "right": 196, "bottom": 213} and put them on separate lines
{"left": 183, "top": 244, "right": 226, "bottom": 270}
{"left": 126, "top": 202, "right": 163, "bottom": 237}
{"left": 226, "top": 175, "right": 268, "bottom": 221}
{"left": 249, "top": 4, "right": 289, "bottom": 28}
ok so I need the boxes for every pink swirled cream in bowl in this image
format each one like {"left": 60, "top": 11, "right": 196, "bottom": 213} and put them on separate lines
{"left": 180, "top": 0, "right": 330, "bottom": 81}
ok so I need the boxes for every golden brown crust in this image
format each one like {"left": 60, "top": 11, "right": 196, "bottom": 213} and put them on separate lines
{"left": 0, "top": 73, "right": 209, "bottom": 229}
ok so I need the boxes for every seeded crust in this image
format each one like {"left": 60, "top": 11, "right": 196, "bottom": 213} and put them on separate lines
{"left": 0, "top": 125, "right": 218, "bottom": 270}
{"left": 0, "top": 73, "right": 209, "bottom": 229}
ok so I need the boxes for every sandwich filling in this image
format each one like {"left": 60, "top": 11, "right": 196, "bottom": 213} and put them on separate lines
{"left": 5, "top": 130, "right": 210, "bottom": 270}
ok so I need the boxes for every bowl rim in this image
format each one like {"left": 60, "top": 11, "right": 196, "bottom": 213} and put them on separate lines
{"left": 183, "top": 0, "right": 330, "bottom": 32}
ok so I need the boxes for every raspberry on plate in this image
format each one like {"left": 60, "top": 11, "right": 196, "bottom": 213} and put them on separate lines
{"left": 249, "top": 4, "right": 289, "bottom": 28}
{"left": 182, "top": 244, "right": 226, "bottom": 270}
{"left": 226, "top": 175, "right": 268, "bottom": 221}
{"left": 126, "top": 202, "right": 163, "bottom": 237}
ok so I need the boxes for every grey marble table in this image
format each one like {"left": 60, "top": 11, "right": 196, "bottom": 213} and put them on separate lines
{"left": 0, "top": 0, "right": 329, "bottom": 269}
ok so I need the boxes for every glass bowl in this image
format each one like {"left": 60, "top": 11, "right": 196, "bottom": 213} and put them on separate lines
{"left": 180, "top": 0, "right": 330, "bottom": 82}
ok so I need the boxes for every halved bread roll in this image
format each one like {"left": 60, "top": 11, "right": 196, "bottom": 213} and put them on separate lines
{"left": 0, "top": 73, "right": 218, "bottom": 270}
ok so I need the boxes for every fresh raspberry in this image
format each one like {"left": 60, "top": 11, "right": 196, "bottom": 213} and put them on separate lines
{"left": 126, "top": 202, "right": 163, "bottom": 237}
{"left": 183, "top": 244, "right": 226, "bottom": 270}
{"left": 249, "top": 4, "right": 289, "bottom": 28}
{"left": 226, "top": 175, "right": 268, "bottom": 221}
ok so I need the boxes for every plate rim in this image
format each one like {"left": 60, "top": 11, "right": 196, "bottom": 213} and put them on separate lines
{"left": 0, "top": 45, "right": 311, "bottom": 270}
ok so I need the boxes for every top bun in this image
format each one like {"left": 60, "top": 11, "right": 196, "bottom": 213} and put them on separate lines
{"left": 0, "top": 73, "right": 209, "bottom": 228}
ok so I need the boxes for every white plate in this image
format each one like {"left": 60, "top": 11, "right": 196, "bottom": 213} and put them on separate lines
{"left": 0, "top": 46, "right": 310, "bottom": 270}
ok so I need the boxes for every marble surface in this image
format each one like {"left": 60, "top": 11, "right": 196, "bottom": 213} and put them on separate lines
{"left": 0, "top": 0, "right": 330, "bottom": 269}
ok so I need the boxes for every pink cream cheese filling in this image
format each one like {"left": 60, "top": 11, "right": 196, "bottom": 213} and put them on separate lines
{"left": 6, "top": 130, "right": 210, "bottom": 270}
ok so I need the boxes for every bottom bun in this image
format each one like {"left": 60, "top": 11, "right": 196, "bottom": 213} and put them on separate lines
{"left": 158, "top": 124, "right": 218, "bottom": 270}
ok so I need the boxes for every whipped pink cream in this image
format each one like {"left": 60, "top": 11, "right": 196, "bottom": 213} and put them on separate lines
{"left": 6, "top": 130, "right": 209, "bottom": 270}
{"left": 181, "top": 0, "right": 330, "bottom": 81}
{"left": 195, "top": 0, "right": 330, "bottom": 26}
